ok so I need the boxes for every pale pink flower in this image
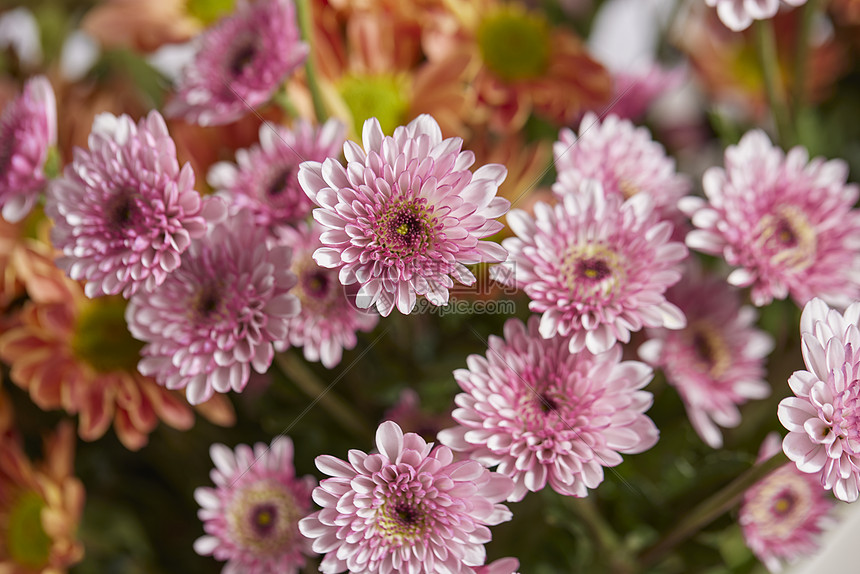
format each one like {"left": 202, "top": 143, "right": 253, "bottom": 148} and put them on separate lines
{"left": 46, "top": 111, "right": 219, "bottom": 298}
{"left": 492, "top": 180, "right": 687, "bottom": 354}
{"left": 209, "top": 119, "right": 345, "bottom": 238}
{"left": 554, "top": 112, "right": 690, "bottom": 226}
{"left": 298, "top": 420, "right": 515, "bottom": 574}
{"left": 706, "top": 0, "right": 808, "bottom": 31}
{"left": 275, "top": 221, "right": 378, "bottom": 368}
{"left": 126, "top": 208, "right": 300, "bottom": 405}
{"left": 194, "top": 436, "right": 316, "bottom": 574}
{"left": 470, "top": 558, "right": 520, "bottom": 574}
{"left": 299, "top": 115, "right": 510, "bottom": 316}
{"left": 778, "top": 298, "right": 860, "bottom": 502}
{"left": 439, "top": 316, "right": 659, "bottom": 501}
{"left": 682, "top": 130, "right": 860, "bottom": 308}
{"left": 739, "top": 433, "right": 834, "bottom": 572}
{"left": 165, "top": 0, "right": 308, "bottom": 126}
{"left": 638, "top": 269, "right": 773, "bottom": 448}
{"left": 0, "top": 75, "right": 56, "bottom": 223}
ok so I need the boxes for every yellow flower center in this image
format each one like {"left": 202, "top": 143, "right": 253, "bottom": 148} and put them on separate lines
{"left": 477, "top": 7, "right": 551, "bottom": 82}
{"left": 560, "top": 244, "right": 626, "bottom": 298}
{"left": 7, "top": 491, "right": 52, "bottom": 568}
{"left": 338, "top": 74, "right": 410, "bottom": 139}
{"left": 71, "top": 296, "right": 144, "bottom": 373}
{"left": 227, "top": 480, "right": 300, "bottom": 554}
{"left": 688, "top": 322, "right": 730, "bottom": 378}
{"left": 756, "top": 204, "right": 817, "bottom": 273}
{"left": 186, "top": 0, "right": 236, "bottom": 25}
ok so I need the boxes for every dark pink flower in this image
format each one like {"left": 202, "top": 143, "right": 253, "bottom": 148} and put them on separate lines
{"left": 0, "top": 75, "right": 56, "bottom": 223}
{"left": 194, "top": 436, "right": 316, "bottom": 573}
{"left": 439, "top": 316, "right": 659, "bottom": 501}
{"left": 165, "top": 0, "right": 308, "bottom": 126}
{"left": 298, "top": 421, "right": 514, "bottom": 574}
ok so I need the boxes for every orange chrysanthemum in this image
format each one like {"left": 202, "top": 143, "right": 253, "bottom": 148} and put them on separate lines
{"left": 0, "top": 421, "right": 84, "bottom": 574}
{"left": 426, "top": 0, "right": 611, "bottom": 132}
{"left": 81, "top": 0, "right": 206, "bottom": 53}
{"left": 0, "top": 273, "right": 234, "bottom": 450}
{"left": 306, "top": 0, "right": 471, "bottom": 139}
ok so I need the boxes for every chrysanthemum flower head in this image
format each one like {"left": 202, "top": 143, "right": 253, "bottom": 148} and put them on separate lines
{"left": 298, "top": 420, "right": 515, "bottom": 574}
{"left": 299, "top": 114, "right": 510, "bottom": 316}
{"left": 209, "top": 119, "right": 345, "bottom": 238}
{"left": 778, "top": 297, "right": 860, "bottom": 502}
{"left": 638, "top": 269, "right": 773, "bottom": 448}
{"left": 165, "top": 0, "right": 308, "bottom": 126}
{"left": 739, "top": 433, "right": 834, "bottom": 572}
{"left": 275, "top": 221, "right": 378, "bottom": 368}
{"left": 194, "top": 436, "right": 316, "bottom": 574}
{"left": 682, "top": 129, "right": 860, "bottom": 308}
{"left": 0, "top": 75, "right": 56, "bottom": 223}
{"left": 439, "top": 316, "right": 659, "bottom": 501}
{"left": 127, "top": 208, "right": 300, "bottom": 405}
{"left": 493, "top": 179, "right": 687, "bottom": 354}
{"left": 554, "top": 113, "right": 690, "bottom": 228}
{"left": 0, "top": 422, "right": 84, "bottom": 572}
{"left": 706, "top": 0, "right": 808, "bottom": 31}
{"left": 46, "top": 110, "right": 223, "bottom": 299}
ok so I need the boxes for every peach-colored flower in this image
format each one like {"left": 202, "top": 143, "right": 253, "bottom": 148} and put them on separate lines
{"left": 0, "top": 272, "right": 233, "bottom": 450}
{"left": 424, "top": 0, "right": 611, "bottom": 132}
{"left": 308, "top": 0, "right": 471, "bottom": 139}
{"left": 0, "top": 421, "right": 84, "bottom": 573}
{"left": 81, "top": 0, "right": 203, "bottom": 53}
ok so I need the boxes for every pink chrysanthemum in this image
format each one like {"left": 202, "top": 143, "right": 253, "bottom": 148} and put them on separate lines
{"left": 165, "top": 0, "right": 309, "bottom": 126}
{"left": 0, "top": 75, "right": 56, "bottom": 223}
{"left": 194, "top": 436, "right": 316, "bottom": 573}
{"left": 553, "top": 112, "right": 690, "bottom": 226}
{"left": 209, "top": 119, "right": 345, "bottom": 238}
{"left": 438, "top": 316, "right": 659, "bottom": 501}
{"left": 298, "top": 420, "right": 515, "bottom": 574}
{"left": 275, "top": 221, "right": 378, "bottom": 368}
{"left": 126, "top": 208, "right": 299, "bottom": 405}
{"left": 739, "top": 433, "right": 834, "bottom": 572}
{"left": 299, "top": 115, "right": 510, "bottom": 316}
{"left": 46, "top": 111, "right": 219, "bottom": 298}
{"left": 778, "top": 297, "right": 860, "bottom": 502}
{"left": 681, "top": 129, "right": 860, "bottom": 308}
{"left": 705, "top": 0, "right": 808, "bottom": 31}
{"left": 638, "top": 269, "right": 773, "bottom": 448}
{"left": 492, "top": 180, "right": 687, "bottom": 354}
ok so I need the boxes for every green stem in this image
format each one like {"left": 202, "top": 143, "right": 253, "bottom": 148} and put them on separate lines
{"left": 638, "top": 451, "right": 789, "bottom": 568}
{"left": 566, "top": 497, "right": 635, "bottom": 574}
{"left": 754, "top": 19, "right": 794, "bottom": 146}
{"left": 791, "top": 0, "right": 818, "bottom": 115}
{"left": 294, "top": 0, "right": 329, "bottom": 123}
{"left": 273, "top": 352, "right": 372, "bottom": 440}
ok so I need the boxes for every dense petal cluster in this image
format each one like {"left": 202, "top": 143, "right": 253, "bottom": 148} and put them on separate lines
{"left": 638, "top": 270, "right": 773, "bottom": 448}
{"left": 165, "top": 0, "right": 308, "bottom": 126}
{"left": 778, "top": 298, "right": 860, "bottom": 502}
{"left": 276, "top": 221, "right": 379, "bottom": 368}
{"left": 46, "top": 111, "right": 218, "bottom": 298}
{"left": 300, "top": 115, "right": 510, "bottom": 316}
{"left": 739, "top": 434, "right": 834, "bottom": 572}
{"left": 553, "top": 113, "right": 690, "bottom": 227}
{"left": 127, "top": 209, "right": 300, "bottom": 405}
{"left": 493, "top": 180, "right": 687, "bottom": 354}
{"left": 209, "top": 119, "right": 345, "bottom": 238}
{"left": 682, "top": 129, "right": 860, "bottom": 307}
{"left": 298, "top": 421, "right": 514, "bottom": 574}
{"left": 705, "top": 0, "right": 808, "bottom": 31}
{"left": 0, "top": 75, "right": 56, "bottom": 223}
{"left": 439, "top": 317, "right": 659, "bottom": 501}
{"left": 194, "top": 436, "right": 316, "bottom": 574}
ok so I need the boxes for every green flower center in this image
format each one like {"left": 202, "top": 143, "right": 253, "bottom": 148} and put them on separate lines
{"left": 7, "top": 491, "right": 52, "bottom": 568}
{"left": 186, "top": 0, "right": 236, "bottom": 25}
{"left": 338, "top": 74, "right": 409, "bottom": 139}
{"left": 477, "top": 8, "right": 551, "bottom": 82}
{"left": 71, "top": 296, "right": 144, "bottom": 373}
